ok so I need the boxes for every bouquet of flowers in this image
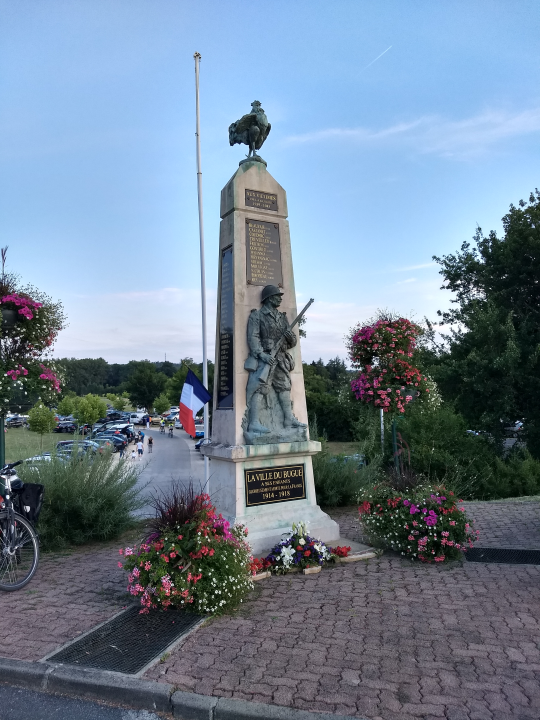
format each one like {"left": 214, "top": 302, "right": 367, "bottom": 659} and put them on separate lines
{"left": 264, "top": 521, "right": 336, "bottom": 574}
{"left": 120, "top": 491, "right": 254, "bottom": 614}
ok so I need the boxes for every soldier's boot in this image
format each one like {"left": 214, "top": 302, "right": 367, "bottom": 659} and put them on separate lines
{"left": 279, "top": 392, "right": 307, "bottom": 429}
{"left": 248, "top": 393, "right": 270, "bottom": 434}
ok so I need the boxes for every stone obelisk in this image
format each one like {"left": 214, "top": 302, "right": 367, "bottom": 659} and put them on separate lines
{"left": 201, "top": 102, "right": 339, "bottom": 554}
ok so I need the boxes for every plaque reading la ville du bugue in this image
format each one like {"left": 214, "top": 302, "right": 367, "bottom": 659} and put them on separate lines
{"left": 245, "top": 464, "right": 306, "bottom": 507}
{"left": 245, "top": 189, "right": 278, "bottom": 212}
{"left": 245, "top": 218, "right": 283, "bottom": 287}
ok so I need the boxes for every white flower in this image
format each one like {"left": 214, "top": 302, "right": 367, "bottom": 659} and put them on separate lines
{"left": 299, "top": 538, "right": 306, "bottom": 546}
{"left": 280, "top": 546, "right": 295, "bottom": 566}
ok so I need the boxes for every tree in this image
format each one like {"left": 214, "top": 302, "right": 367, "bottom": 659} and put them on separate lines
{"left": 126, "top": 361, "right": 168, "bottom": 412}
{"left": 153, "top": 393, "right": 170, "bottom": 415}
{"left": 28, "top": 402, "right": 57, "bottom": 451}
{"left": 55, "top": 358, "right": 109, "bottom": 395}
{"left": 106, "top": 393, "right": 127, "bottom": 412}
{"left": 155, "top": 361, "right": 177, "bottom": 378}
{"left": 57, "top": 396, "right": 74, "bottom": 417}
{"left": 72, "top": 394, "right": 108, "bottom": 434}
{"left": 431, "top": 189, "right": 540, "bottom": 455}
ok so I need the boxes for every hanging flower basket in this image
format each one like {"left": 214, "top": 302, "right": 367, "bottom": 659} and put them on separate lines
{"left": 1, "top": 308, "right": 18, "bottom": 329}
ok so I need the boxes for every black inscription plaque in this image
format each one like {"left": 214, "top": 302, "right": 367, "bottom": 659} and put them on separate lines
{"left": 246, "top": 219, "right": 283, "bottom": 287}
{"left": 245, "top": 189, "right": 278, "bottom": 212}
{"left": 245, "top": 464, "right": 306, "bottom": 507}
{"left": 217, "top": 246, "right": 233, "bottom": 409}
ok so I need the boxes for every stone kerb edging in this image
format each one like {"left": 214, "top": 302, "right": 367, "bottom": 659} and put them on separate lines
{"left": 0, "top": 657, "right": 364, "bottom": 720}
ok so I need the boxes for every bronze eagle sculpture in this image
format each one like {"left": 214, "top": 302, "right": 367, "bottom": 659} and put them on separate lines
{"left": 229, "top": 101, "right": 271, "bottom": 163}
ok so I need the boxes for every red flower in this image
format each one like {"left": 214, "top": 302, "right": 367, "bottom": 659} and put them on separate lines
{"left": 304, "top": 550, "right": 311, "bottom": 557}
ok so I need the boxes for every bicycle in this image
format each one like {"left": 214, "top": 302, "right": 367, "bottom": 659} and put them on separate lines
{"left": 159, "top": 425, "right": 165, "bottom": 434}
{"left": 168, "top": 427, "right": 174, "bottom": 438}
{"left": 0, "top": 461, "right": 40, "bottom": 592}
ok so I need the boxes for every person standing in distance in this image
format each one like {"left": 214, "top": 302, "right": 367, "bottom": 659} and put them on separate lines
{"left": 137, "top": 439, "right": 144, "bottom": 459}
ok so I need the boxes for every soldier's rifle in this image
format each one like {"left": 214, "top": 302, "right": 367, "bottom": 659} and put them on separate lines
{"left": 258, "top": 298, "right": 315, "bottom": 385}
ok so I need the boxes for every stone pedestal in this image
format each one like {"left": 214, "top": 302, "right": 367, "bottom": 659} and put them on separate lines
{"left": 202, "top": 161, "right": 339, "bottom": 555}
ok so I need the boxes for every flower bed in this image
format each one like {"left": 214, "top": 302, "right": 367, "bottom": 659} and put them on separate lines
{"left": 358, "top": 485, "right": 479, "bottom": 562}
{"left": 120, "top": 492, "right": 253, "bottom": 614}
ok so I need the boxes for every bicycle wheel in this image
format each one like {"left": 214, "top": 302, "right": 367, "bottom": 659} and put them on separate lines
{"left": 0, "top": 511, "right": 40, "bottom": 591}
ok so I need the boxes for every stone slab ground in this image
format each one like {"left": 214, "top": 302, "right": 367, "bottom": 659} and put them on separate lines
{"left": 1, "top": 501, "right": 539, "bottom": 720}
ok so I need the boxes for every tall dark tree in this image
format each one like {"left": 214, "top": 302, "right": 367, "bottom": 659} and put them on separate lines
{"left": 432, "top": 189, "right": 540, "bottom": 454}
{"left": 126, "top": 361, "right": 168, "bottom": 412}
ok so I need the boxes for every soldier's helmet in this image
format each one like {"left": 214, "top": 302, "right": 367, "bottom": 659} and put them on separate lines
{"left": 261, "top": 285, "right": 284, "bottom": 303}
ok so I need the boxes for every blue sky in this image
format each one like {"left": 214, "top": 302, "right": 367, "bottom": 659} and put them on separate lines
{"left": 1, "top": 0, "right": 539, "bottom": 364}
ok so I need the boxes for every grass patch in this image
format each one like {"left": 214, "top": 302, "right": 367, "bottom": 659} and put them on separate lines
{"left": 6, "top": 427, "right": 59, "bottom": 462}
{"left": 326, "top": 441, "right": 361, "bottom": 456}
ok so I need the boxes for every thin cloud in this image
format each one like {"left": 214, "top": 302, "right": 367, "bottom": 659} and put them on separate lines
{"left": 396, "top": 262, "right": 437, "bottom": 272}
{"left": 284, "top": 108, "right": 540, "bottom": 158}
{"left": 396, "top": 278, "right": 417, "bottom": 285}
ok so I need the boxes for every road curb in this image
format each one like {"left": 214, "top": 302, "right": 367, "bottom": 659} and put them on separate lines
{"left": 0, "top": 656, "right": 364, "bottom": 719}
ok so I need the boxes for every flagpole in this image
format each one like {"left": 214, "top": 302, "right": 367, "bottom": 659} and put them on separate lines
{"left": 194, "top": 51, "right": 209, "bottom": 490}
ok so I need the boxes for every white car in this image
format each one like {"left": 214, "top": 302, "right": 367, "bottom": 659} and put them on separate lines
{"left": 175, "top": 419, "right": 182, "bottom": 430}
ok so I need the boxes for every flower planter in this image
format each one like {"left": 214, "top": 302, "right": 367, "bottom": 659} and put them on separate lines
{"left": 252, "top": 571, "right": 271, "bottom": 582}
{"left": 303, "top": 566, "right": 321, "bottom": 575}
{"left": 339, "top": 551, "right": 378, "bottom": 563}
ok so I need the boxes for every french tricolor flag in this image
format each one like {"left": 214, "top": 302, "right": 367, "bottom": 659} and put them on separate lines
{"left": 180, "top": 369, "right": 212, "bottom": 438}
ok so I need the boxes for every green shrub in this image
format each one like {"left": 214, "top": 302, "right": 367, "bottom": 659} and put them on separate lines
{"left": 19, "top": 452, "right": 145, "bottom": 551}
{"left": 312, "top": 450, "right": 363, "bottom": 507}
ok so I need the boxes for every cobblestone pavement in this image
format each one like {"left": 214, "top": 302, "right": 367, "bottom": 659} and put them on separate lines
{"left": 464, "top": 501, "right": 540, "bottom": 549}
{"left": 146, "top": 503, "right": 540, "bottom": 720}
{"left": 1, "top": 542, "right": 127, "bottom": 661}
{"left": 2, "top": 502, "right": 540, "bottom": 719}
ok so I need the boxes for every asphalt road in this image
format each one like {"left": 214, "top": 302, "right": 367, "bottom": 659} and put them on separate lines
{"left": 0, "top": 685, "right": 162, "bottom": 720}
{"left": 134, "top": 426, "right": 205, "bottom": 515}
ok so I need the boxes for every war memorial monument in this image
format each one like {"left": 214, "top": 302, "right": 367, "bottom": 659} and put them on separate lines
{"left": 201, "top": 102, "right": 340, "bottom": 554}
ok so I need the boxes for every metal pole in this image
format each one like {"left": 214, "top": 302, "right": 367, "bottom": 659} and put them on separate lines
{"left": 194, "top": 52, "right": 209, "bottom": 490}
{"left": 0, "top": 416, "right": 5, "bottom": 468}
{"left": 392, "top": 419, "right": 400, "bottom": 474}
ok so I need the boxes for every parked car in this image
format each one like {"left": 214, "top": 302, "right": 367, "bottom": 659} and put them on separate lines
{"left": 134, "top": 415, "right": 150, "bottom": 426}
{"left": 151, "top": 415, "right": 163, "bottom": 425}
{"left": 6, "top": 415, "right": 29, "bottom": 428}
{"left": 165, "top": 412, "right": 179, "bottom": 422}
{"left": 93, "top": 438, "right": 116, "bottom": 453}
{"left": 54, "top": 421, "right": 77, "bottom": 434}
{"left": 175, "top": 419, "right": 182, "bottom": 430}
{"left": 190, "top": 424, "right": 204, "bottom": 439}
{"left": 195, "top": 438, "right": 205, "bottom": 451}
{"left": 93, "top": 433, "right": 127, "bottom": 451}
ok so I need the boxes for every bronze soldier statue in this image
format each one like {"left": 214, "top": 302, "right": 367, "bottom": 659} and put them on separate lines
{"left": 245, "top": 285, "right": 307, "bottom": 438}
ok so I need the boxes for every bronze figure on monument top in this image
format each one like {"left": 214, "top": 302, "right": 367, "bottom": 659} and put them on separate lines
{"left": 243, "top": 285, "right": 309, "bottom": 445}
{"left": 229, "top": 101, "right": 271, "bottom": 166}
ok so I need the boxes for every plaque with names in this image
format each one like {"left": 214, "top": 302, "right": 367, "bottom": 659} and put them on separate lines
{"left": 246, "top": 219, "right": 283, "bottom": 287}
{"left": 245, "top": 464, "right": 306, "bottom": 507}
{"left": 217, "top": 246, "right": 234, "bottom": 409}
{"left": 245, "top": 189, "right": 278, "bottom": 212}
